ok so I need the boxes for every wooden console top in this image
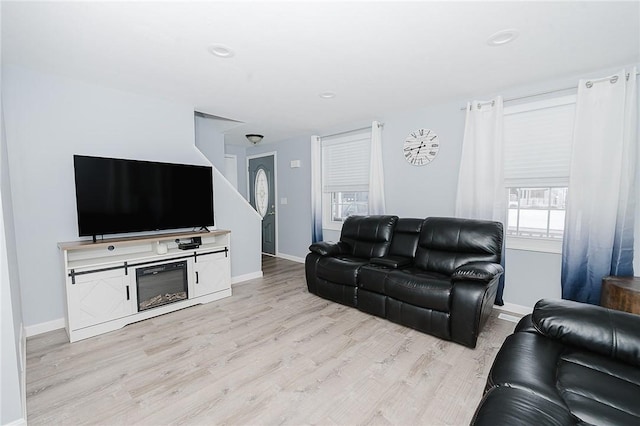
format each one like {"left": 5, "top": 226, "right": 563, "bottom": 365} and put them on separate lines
{"left": 58, "top": 229, "right": 231, "bottom": 252}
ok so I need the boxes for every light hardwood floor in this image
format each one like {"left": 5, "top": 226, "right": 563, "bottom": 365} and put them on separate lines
{"left": 26, "top": 256, "right": 517, "bottom": 425}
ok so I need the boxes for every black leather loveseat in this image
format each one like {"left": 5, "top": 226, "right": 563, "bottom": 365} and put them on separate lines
{"left": 305, "top": 215, "right": 504, "bottom": 348}
{"left": 472, "top": 298, "right": 640, "bottom": 425}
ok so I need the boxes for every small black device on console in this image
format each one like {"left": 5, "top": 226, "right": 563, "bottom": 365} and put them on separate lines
{"left": 178, "top": 236, "right": 202, "bottom": 250}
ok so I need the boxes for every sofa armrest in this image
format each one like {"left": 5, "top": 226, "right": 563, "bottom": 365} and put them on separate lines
{"left": 370, "top": 255, "right": 412, "bottom": 269}
{"left": 308, "top": 241, "right": 348, "bottom": 256}
{"left": 532, "top": 298, "right": 640, "bottom": 368}
{"left": 452, "top": 262, "right": 504, "bottom": 283}
{"left": 450, "top": 273, "right": 502, "bottom": 348}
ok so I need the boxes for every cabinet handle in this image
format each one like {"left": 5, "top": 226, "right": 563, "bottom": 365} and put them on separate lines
{"left": 126, "top": 285, "right": 130, "bottom": 300}
{"left": 195, "top": 271, "right": 199, "bottom": 284}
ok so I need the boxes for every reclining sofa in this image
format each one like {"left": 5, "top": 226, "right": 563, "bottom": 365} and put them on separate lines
{"left": 472, "top": 298, "right": 640, "bottom": 425}
{"left": 305, "top": 215, "right": 504, "bottom": 348}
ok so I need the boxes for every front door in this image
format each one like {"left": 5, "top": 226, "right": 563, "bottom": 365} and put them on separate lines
{"left": 248, "top": 155, "right": 276, "bottom": 255}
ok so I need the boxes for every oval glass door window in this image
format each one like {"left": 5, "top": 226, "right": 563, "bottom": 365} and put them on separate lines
{"left": 255, "top": 168, "right": 269, "bottom": 218}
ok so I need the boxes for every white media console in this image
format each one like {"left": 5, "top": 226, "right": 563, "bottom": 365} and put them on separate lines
{"left": 58, "top": 229, "right": 231, "bottom": 342}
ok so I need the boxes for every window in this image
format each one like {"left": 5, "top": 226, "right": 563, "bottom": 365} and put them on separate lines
{"left": 507, "top": 187, "right": 567, "bottom": 239}
{"left": 321, "top": 130, "right": 371, "bottom": 229}
{"left": 503, "top": 95, "right": 575, "bottom": 251}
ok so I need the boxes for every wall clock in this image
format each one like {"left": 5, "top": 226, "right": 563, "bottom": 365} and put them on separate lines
{"left": 403, "top": 128, "right": 440, "bottom": 166}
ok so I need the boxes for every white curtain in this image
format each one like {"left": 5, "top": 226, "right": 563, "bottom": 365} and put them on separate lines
{"left": 368, "top": 121, "right": 386, "bottom": 215}
{"left": 561, "top": 68, "right": 638, "bottom": 304}
{"left": 455, "top": 97, "right": 505, "bottom": 223}
{"left": 310, "top": 135, "right": 323, "bottom": 243}
{"left": 455, "top": 96, "right": 506, "bottom": 305}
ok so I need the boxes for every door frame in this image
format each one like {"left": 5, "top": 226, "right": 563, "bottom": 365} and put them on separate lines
{"left": 223, "top": 154, "right": 238, "bottom": 190}
{"left": 246, "top": 151, "right": 278, "bottom": 256}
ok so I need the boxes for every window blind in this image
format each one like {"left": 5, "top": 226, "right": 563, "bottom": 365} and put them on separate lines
{"left": 321, "top": 131, "right": 371, "bottom": 193}
{"left": 504, "top": 96, "right": 575, "bottom": 187}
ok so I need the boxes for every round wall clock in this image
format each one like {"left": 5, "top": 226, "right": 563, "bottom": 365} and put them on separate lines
{"left": 403, "top": 128, "right": 440, "bottom": 166}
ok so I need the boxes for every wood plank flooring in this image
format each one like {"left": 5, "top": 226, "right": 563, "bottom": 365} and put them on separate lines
{"left": 26, "top": 255, "right": 518, "bottom": 425}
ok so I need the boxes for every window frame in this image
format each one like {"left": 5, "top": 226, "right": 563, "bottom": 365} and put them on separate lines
{"left": 503, "top": 95, "right": 576, "bottom": 254}
{"left": 320, "top": 130, "right": 372, "bottom": 231}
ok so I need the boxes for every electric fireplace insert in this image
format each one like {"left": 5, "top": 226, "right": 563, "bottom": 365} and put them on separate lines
{"left": 136, "top": 261, "right": 188, "bottom": 311}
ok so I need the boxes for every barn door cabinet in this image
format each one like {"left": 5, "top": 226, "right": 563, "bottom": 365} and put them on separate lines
{"left": 59, "top": 229, "right": 231, "bottom": 342}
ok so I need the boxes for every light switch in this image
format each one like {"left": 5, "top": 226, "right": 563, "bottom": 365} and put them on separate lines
{"left": 281, "top": 198, "right": 288, "bottom": 205}
{"left": 290, "top": 160, "right": 301, "bottom": 168}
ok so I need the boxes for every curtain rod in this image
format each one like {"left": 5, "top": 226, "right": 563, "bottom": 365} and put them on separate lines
{"left": 320, "top": 122, "right": 384, "bottom": 139}
{"left": 460, "top": 71, "right": 640, "bottom": 111}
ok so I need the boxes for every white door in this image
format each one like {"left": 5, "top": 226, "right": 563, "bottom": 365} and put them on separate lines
{"left": 224, "top": 154, "right": 238, "bottom": 190}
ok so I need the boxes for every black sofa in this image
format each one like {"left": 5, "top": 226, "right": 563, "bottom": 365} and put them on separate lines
{"left": 305, "top": 215, "right": 504, "bottom": 348}
{"left": 472, "top": 298, "right": 640, "bottom": 425}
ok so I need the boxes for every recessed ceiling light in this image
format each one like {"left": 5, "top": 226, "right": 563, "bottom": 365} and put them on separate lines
{"left": 486, "top": 29, "right": 519, "bottom": 46}
{"left": 319, "top": 92, "right": 336, "bottom": 99}
{"left": 208, "top": 44, "right": 235, "bottom": 58}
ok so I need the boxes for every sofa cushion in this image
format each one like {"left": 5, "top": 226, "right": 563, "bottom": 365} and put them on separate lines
{"left": 557, "top": 350, "right": 640, "bottom": 425}
{"left": 485, "top": 332, "right": 568, "bottom": 405}
{"left": 387, "top": 217, "right": 423, "bottom": 258}
{"left": 316, "top": 256, "right": 369, "bottom": 287}
{"left": 414, "top": 217, "right": 503, "bottom": 275}
{"left": 385, "top": 268, "right": 452, "bottom": 312}
{"left": 340, "top": 215, "right": 398, "bottom": 258}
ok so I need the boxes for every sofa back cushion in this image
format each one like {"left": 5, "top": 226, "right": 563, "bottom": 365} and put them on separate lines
{"left": 388, "top": 218, "right": 424, "bottom": 258}
{"left": 414, "top": 217, "right": 503, "bottom": 275}
{"left": 340, "top": 215, "right": 398, "bottom": 259}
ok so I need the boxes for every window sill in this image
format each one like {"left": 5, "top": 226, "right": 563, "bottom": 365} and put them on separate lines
{"left": 506, "top": 236, "right": 563, "bottom": 254}
{"left": 322, "top": 221, "right": 343, "bottom": 232}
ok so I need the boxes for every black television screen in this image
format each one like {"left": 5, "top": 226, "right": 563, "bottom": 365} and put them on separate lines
{"left": 73, "top": 155, "right": 214, "bottom": 237}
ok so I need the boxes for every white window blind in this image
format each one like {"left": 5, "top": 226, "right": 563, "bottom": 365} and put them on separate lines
{"left": 321, "top": 131, "right": 371, "bottom": 193}
{"left": 504, "top": 95, "right": 576, "bottom": 187}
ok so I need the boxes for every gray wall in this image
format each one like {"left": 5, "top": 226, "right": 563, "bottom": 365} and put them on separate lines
{"left": 195, "top": 115, "right": 226, "bottom": 171}
{"left": 1, "top": 63, "right": 27, "bottom": 424}
{"left": 212, "top": 167, "right": 262, "bottom": 278}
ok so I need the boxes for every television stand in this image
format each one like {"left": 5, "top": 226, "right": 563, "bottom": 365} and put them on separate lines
{"left": 58, "top": 229, "right": 231, "bottom": 342}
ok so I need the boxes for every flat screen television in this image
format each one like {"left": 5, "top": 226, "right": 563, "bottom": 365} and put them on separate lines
{"left": 73, "top": 155, "right": 214, "bottom": 239}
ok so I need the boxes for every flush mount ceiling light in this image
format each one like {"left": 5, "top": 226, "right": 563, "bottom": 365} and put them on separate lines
{"left": 319, "top": 92, "right": 336, "bottom": 99}
{"left": 246, "top": 134, "right": 264, "bottom": 145}
{"left": 208, "top": 44, "right": 235, "bottom": 58}
{"left": 486, "top": 29, "right": 519, "bottom": 46}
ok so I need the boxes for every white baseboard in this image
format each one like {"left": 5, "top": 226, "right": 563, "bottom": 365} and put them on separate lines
{"left": 5, "top": 418, "right": 27, "bottom": 426}
{"left": 497, "top": 312, "right": 522, "bottom": 323}
{"left": 496, "top": 302, "right": 532, "bottom": 316}
{"left": 276, "top": 253, "right": 305, "bottom": 263}
{"left": 24, "top": 317, "right": 66, "bottom": 337}
{"left": 231, "top": 271, "right": 263, "bottom": 285}
{"left": 20, "top": 325, "right": 27, "bottom": 420}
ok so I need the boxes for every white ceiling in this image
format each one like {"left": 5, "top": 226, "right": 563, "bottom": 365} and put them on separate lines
{"left": 3, "top": 1, "right": 639, "bottom": 145}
